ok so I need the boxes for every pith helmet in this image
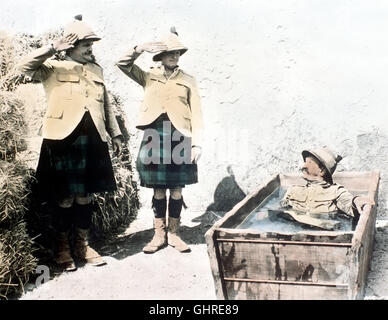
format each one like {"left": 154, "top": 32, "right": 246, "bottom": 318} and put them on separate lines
{"left": 64, "top": 15, "right": 101, "bottom": 42}
{"left": 153, "top": 27, "right": 188, "bottom": 62}
{"left": 302, "top": 147, "right": 343, "bottom": 182}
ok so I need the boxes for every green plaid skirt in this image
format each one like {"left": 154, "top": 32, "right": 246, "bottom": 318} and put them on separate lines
{"left": 136, "top": 113, "right": 198, "bottom": 188}
{"left": 36, "top": 112, "right": 116, "bottom": 202}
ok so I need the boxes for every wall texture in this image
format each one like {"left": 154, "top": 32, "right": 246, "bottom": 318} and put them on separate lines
{"left": 2, "top": 0, "right": 388, "bottom": 216}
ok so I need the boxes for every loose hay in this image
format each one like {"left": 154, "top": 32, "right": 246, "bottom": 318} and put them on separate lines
{"left": 0, "top": 221, "right": 38, "bottom": 299}
{"left": 0, "top": 31, "right": 16, "bottom": 83}
{"left": 0, "top": 161, "right": 33, "bottom": 225}
{"left": 0, "top": 92, "right": 27, "bottom": 161}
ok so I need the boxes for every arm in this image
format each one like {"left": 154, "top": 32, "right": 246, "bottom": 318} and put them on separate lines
{"left": 189, "top": 78, "right": 204, "bottom": 145}
{"left": 115, "top": 42, "right": 167, "bottom": 87}
{"left": 115, "top": 47, "right": 146, "bottom": 86}
{"left": 103, "top": 86, "right": 123, "bottom": 154}
{"left": 189, "top": 79, "right": 204, "bottom": 163}
{"left": 336, "top": 186, "right": 375, "bottom": 217}
{"left": 335, "top": 187, "right": 355, "bottom": 217}
{"left": 19, "top": 33, "right": 78, "bottom": 81}
{"left": 19, "top": 45, "right": 56, "bottom": 81}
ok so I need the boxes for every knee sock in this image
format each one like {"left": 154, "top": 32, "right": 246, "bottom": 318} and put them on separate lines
{"left": 52, "top": 206, "right": 73, "bottom": 233}
{"left": 168, "top": 197, "right": 184, "bottom": 218}
{"left": 73, "top": 202, "right": 94, "bottom": 229}
{"left": 152, "top": 197, "right": 167, "bottom": 218}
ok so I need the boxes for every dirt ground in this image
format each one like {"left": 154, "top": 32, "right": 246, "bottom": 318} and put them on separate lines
{"left": 18, "top": 202, "right": 388, "bottom": 300}
{"left": 20, "top": 204, "right": 220, "bottom": 300}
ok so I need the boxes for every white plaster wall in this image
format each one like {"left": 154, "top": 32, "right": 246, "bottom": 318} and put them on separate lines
{"left": 2, "top": 0, "right": 388, "bottom": 215}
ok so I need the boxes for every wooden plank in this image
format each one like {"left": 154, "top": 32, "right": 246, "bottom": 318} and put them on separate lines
{"left": 224, "top": 281, "right": 348, "bottom": 300}
{"left": 217, "top": 238, "right": 352, "bottom": 247}
{"left": 204, "top": 225, "right": 228, "bottom": 299}
{"left": 216, "top": 228, "right": 354, "bottom": 244}
{"left": 218, "top": 242, "right": 351, "bottom": 285}
{"left": 224, "top": 277, "right": 348, "bottom": 287}
{"left": 348, "top": 171, "right": 380, "bottom": 299}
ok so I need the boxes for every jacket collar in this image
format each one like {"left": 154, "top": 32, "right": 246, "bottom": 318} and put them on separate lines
{"left": 304, "top": 179, "right": 332, "bottom": 188}
{"left": 152, "top": 65, "right": 180, "bottom": 80}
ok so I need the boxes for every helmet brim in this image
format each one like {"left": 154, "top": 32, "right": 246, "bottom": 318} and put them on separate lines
{"left": 83, "top": 36, "right": 101, "bottom": 42}
{"left": 153, "top": 48, "right": 188, "bottom": 62}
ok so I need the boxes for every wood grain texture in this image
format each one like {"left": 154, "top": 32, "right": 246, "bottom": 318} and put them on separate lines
{"left": 205, "top": 171, "right": 380, "bottom": 300}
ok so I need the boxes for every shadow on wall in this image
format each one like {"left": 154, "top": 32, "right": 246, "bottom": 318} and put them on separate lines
{"left": 101, "top": 165, "right": 247, "bottom": 260}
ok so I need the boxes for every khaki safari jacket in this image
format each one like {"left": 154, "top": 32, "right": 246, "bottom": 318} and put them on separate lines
{"left": 281, "top": 180, "right": 356, "bottom": 218}
{"left": 19, "top": 45, "right": 121, "bottom": 142}
{"left": 116, "top": 48, "right": 204, "bottom": 146}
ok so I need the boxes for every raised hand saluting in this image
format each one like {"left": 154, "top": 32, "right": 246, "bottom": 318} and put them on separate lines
{"left": 53, "top": 33, "right": 79, "bottom": 52}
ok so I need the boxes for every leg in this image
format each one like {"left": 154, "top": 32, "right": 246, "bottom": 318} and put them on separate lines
{"left": 53, "top": 195, "right": 77, "bottom": 271}
{"left": 154, "top": 188, "right": 167, "bottom": 200}
{"left": 167, "top": 188, "right": 190, "bottom": 252}
{"left": 73, "top": 193, "right": 93, "bottom": 229}
{"left": 143, "top": 188, "right": 168, "bottom": 254}
{"left": 73, "top": 193, "right": 106, "bottom": 266}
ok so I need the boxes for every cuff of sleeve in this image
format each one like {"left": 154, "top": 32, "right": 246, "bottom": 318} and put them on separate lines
{"left": 352, "top": 196, "right": 360, "bottom": 210}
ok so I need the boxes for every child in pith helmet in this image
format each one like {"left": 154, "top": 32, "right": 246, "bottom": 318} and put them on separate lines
{"left": 116, "top": 27, "right": 204, "bottom": 253}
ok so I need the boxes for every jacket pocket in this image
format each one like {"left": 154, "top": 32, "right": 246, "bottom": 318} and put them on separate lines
{"left": 311, "top": 191, "right": 337, "bottom": 212}
{"left": 56, "top": 73, "right": 80, "bottom": 82}
{"left": 46, "top": 108, "right": 64, "bottom": 119}
{"left": 312, "top": 189, "right": 336, "bottom": 202}
{"left": 56, "top": 72, "right": 80, "bottom": 99}
{"left": 288, "top": 190, "right": 308, "bottom": 202}
{"left": 93, "top": 78, "right": 105, "bottom": 102}
{"left": 175, "top": 82, "right": 189, "bottom": 105}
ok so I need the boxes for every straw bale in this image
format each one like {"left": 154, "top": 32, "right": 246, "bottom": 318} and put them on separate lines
{"left": 0, "top": 29, "right": 64, "bottom": 91}
{"left": 0, "top": 31, "right": 28, "bottom": 91}
{"left": 0, "top": 31, "right": 16, "bottom": 79}
{"left": 0, "top": 91, "right": 27, "bottom": 161}
{"left": 0, "top": 160, "right": 33, "bottom": 225}
{"left": 0, "top": 220, "right": 37, "bottom": 299}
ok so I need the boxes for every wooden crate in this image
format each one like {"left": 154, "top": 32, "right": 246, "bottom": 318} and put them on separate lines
{"left": 205, "top": 171, "right": 380, "bottom": 300}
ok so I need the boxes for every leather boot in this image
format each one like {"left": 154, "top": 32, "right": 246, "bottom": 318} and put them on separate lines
{"left": 73, "top": 228, "right": 106, "bottom": 266}
{"left": 167, "top": 217, "right": 190, "bottom": 252}
{"left": 54, "top": 232, "right": 77, "bottom": 271}
{"left": 143, "top": 217, "right": 167, "bottom": 253}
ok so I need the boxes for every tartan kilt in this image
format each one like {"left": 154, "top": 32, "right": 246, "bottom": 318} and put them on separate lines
{"left": 136, "top": 113, "right": 198, "bottom": 189}
{"left": 35, "top": 112, "right": 116, "bottom": 202}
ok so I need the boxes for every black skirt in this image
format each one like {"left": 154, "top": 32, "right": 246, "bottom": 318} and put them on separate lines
{"left": 35, "top": 112, "right": 116, "bottom": 202}
{"left": 136, "top": 113, "right": 198, "bottom": 189}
